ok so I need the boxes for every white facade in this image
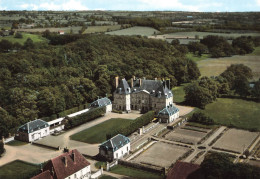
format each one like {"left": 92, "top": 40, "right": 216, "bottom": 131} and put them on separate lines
{"left": 28, "top": 126, "right": 50, "bottom": 142}
{"left": 106, "top": 104, "right": 112, "bottom": 113}
{"left": 125, "top": 94, "right": 131, "bottom": 111}
{"left": 65, "top": 165, "right": 91, "bottom": 179}
{"left": 113, "top": 143, "right": 130, "bottom": 159}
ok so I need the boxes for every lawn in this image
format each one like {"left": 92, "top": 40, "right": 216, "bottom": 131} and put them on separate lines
{"left": 186, "top": 53, "right": 211, "bottom": 62}
{"left": 247, "top": 46, "right": 260, "bottom": 56}
{"left": 197, "top": 98, "right": 260, "bottom": 131}
{"left": 105, "top": 26, "right": 159, "bottom": 36}
{"left": 83, "top": 25, "right": 121, "bottom": 34}
{"left": 70, "top": 118, "right": 133, "bottom": 144}
{"left": 0, "top": 33, "right": 47, "bottom": 45}
{"left": 6, "top": 140, "right": 27, "bottom": 146}
{"left": 110, "top": 165, "right": 164, "bottom": 179}
{"left": 0, "top": 160, "right": 40, "bottom": 179}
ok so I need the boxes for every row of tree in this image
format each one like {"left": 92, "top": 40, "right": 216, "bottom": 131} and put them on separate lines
{"left": 184, "top": 64, "right": 259, "bottom": 108}
{"left": 188, "top": 35, "right": 260, "bottom": 57}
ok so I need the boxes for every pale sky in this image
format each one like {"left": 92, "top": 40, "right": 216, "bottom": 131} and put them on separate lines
{"left": 0, "top": 0, "right": 259, "bottom": 12}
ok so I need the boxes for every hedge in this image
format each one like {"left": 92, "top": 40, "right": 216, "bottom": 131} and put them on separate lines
{"left": 65, "top": 106, "right": 106, "bottom": 130}
{"left": 106, "top": 111, "right": 154, "bottom": 139}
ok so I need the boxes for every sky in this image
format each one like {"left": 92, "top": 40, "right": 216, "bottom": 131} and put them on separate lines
{"left": 0, "top": 0, "right": 259, "bottom": 12}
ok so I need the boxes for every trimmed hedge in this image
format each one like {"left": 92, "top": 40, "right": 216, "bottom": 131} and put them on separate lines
{"left": 0, "top": 141, "right": 4, "bottom": 156}
{"left": 106, "top": 111, "right": 154, "bottom": 139}
{"left": 65, "top": 106, "right": 106, "bottom": 130}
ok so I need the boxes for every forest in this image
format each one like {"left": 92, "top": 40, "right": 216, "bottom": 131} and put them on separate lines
{"left": 0, "top": 34, "right": 200, "bottom": 137}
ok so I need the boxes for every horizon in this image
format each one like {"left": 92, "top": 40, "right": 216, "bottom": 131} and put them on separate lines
{"left": 0, "top": 0, "right": 260, "bottom": 12}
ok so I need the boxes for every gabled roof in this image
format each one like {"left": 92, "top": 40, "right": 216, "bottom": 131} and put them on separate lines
{"left": 43, "top": 149, "right": 90, "bottom": 179}
{"left": 31, "top": 170, "right": 53, "bottom": 179}
{"left": 90, "top": 97, "right": 112, "bottom": 108}
{"left": 158, "top": 104, "right": 179, "bottom": 116}
{"left": 115, "top": 78, "right": 131, "bottom": 95}
{"left": 100, "top": 134, "right": 130, "bottom": 152}
{"left": 18, "top": 119, "right": 49, "bottom": 133}
{"left": 167, "top": 161, "right": 200, "bottom": 179}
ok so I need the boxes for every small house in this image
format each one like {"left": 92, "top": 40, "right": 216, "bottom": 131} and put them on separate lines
{"left": 16, "top": 119, "right": 50, "bottom": 142}
{"left": 90, "top": 97, "right": 112, "bottom": 113}
{"left": 158, "top": 104, "right": 179, "bottom": 123}
{"left": 58, "top": 30, "right": 65, "bottom": 35}
{"left": 31, "top": 149, "right": 91, "bottom": 179}
{"left": 99, "top": 134, "right": 130, "bottom": 161}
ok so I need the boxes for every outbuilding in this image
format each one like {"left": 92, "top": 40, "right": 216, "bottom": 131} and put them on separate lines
{"left": 158, "top": 104, "right": 179, "bottom": 123}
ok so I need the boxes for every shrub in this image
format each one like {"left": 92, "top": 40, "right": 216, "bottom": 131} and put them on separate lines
{"left": 188, "top": 112, "right": 214, "bottom": 125}
{"left": 14, "top": 32, "right": 23, "bottom": 38}
{"left": 65, "top": 106, "right": 106, "bottom": 129}
{"left": 0, "top": 140, "right": 4, "bottom": 155}
{"left": 106, "top": 111, "right": 154, "bottom": 139}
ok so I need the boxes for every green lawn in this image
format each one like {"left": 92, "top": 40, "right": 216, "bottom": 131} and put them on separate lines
{"left": 110, "top": 165, "right": 164, "bottom": 179}
{"left": 70, "top": 118, "right": 133, "bottom": 144}
{"left": 6, "top": 140, "right": 27, "bottom": 146}
{"left": 247, "top": 46, "right": 260, "bottom": 56}
{"left": 0, "top": 33, "right": 47, "bottom": 45}
{"left": 197, "top": 98, "right": 260, "bottom": 131}
{"left": 0, "top": 160, "right": 40, "bottom": 179}
{"left": 99, "top": 175, "right": 117, "bottom": 179}
{"left": 83, "top": 25, "right": 121, "bottom": 34}
{"left": 172, "top": 83, "right": 189, "bottom": 103}
{"left": 186, "top": 53, "right": 211, "bottom": 62}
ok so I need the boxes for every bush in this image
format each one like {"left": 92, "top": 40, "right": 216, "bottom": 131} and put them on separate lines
{"left": 0, "top": 140, "right": 4, "bottom": 155}
{"left": 106, "top": 111, "right": 154, "bottom": 139}
{"left": 65, "top": 106, "right": 106, "bottom": 129}
{"left": 14, "top": 32, "right": 23, "bottom": 38}
{"left": 189, "top": 112, "right": 214, "bottom": 125}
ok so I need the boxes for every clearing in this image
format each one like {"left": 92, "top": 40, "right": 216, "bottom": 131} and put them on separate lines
{"left": 0, "top": 33, "right": 47, "bottom": 44}
{"left": 213, "top": 128, "right": 259, "bottom": 154}
{"left": 70, "top": 118, "right": 133, "bottom": 144}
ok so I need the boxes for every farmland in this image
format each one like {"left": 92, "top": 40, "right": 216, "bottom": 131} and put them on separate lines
{"left": 213, "top": 129, "right": 259, "bottom": 153}
{"left": 0, "top": 33, "right": 47, "bottom": 44}
{"left": 17, "top": 26, "right": 82, "bottom": 34}
{"left": 131, "top": 141, "right": 190, "bottom": 168}
{"left": 70, "top": 118, "right": 133, "bottom": 144}
{"left": 106, "top": 26, "right": 159, "bottom": 36}
{"left": 83, "top": 25, "right": 121, "bottom": 34}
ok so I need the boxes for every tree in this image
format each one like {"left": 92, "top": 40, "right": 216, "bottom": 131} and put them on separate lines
{"left": 0, "top": 40, "right": 13, "bottom": 52}
{"left": 189, "top": 112, "right": 214, "bottom": 125}
{"left": 252, "top": 79, "right": 260, "bottom": 101}
{"left": 0, "top": 140, "right": 4, "bottom": 155}
{"left": 0, "top": 108, "right": 13, "bottom": 137}
{"left": 188, "top": 42, "right": 207, "bottom": 56}
{"left": 232, "top": 36, "right": 254, "bottom": 54}
{"left": 23, "top": 38, "right": 34, "bottom": 50}
{"left": 14, "top": 32, "right": 23, "bottom": 38}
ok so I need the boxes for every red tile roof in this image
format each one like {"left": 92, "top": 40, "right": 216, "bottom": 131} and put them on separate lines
{"left": 167, "top": 161, "right": 200, "bottom": 179}
{"left": 31, "top": 170, "right": 53, "bottom": 179}
{"left": 43, "top": 149, "right": 90, "bottom": 179}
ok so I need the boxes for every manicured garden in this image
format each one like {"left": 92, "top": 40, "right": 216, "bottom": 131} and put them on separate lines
{"left": 70, "top": 118, "right": 132, "bottom": 144}
{"left": 110, "top": 165, "right": 164, "bottom": 179}
{"left": 0, "top": 160, "right": 40, "bottom": 179}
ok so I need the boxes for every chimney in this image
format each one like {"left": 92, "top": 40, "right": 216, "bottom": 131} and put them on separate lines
{"left": 63, "top": 156, "right": 67, "bottom": 167}
{"left": 115, "top": 76, "right": 119, "bottom": 88}
{"left": 72, "top": 151, "right": 75, "bottom": 162}
{"left": 139, "top": 78, "right": 142, "bottom": 86}
{"left": 166, "top": 79, "right": 170, "bottom": 89}
{"left": 131, "top": 78, "right": 133, "bottom": 88}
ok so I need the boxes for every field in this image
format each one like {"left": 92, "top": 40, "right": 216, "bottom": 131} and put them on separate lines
{"left": 186, "top": 53, "right": 211, "bottom": 62}
{"left": 132, "top": 141, "right": 190, "bottom": 168}
{"left": 17, "top": 26, "right": 82, "bottom": 34}
{"left": 198, "top": 98, "right": 260, "bottom": 131}
{"left": 70, "top": 118, "right": 133, "bottom": 144}
{"left": 0, "top": 33, "right": 47, "bottom": 44}
{"left": 106, "top": 26, "right": 159, "bottom": 36}
{"left": 0, "top": 160, "right": 40, "bottom": 179}
{"left": 165, "top": 128, "right": 209, "bottom": 144}
{"left": 110, "top": 164, "right": 163, "bottom": 179}
{"left": 213, "top": 129, "right": 259, "bottom": 153}
{"left": 172, "top": 83, "right": 189, "bottom": 103}
{"left": 83, "top": 25, "right": 121, "bottom": 34}
{"left": 197, "top": 54, "right": 260, "bottom": 80}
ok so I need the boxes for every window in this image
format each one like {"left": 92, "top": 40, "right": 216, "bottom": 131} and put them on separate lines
{"left": 116, "top": 153, "right": 118, "bottom": 158}
{"left": 74, "top": 173, "right": 77, "bottom": 178}
{"left": 127, "top": 146, "right": 129, "bottom": 151}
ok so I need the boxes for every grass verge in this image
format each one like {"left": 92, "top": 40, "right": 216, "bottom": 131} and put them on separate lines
{"left": 0, "top": 160, "right": 40, "bottom": 179}
{"left": 110, "top": 164, "right": 164, "bottom": 179}
{"left": 6, "top": 140, "right": 27, "bottom": 146}
{"left": 70, "top": 118, "right": 132, "bottom": 144}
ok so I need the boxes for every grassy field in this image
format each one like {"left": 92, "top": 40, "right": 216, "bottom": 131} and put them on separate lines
{"left": 172, "top": 83, "right": 190, "bottom": 103}
{"left": 6, "top": 140, "right": 27, "bottom": 146}
{"left": 197, "top": 55, "right": 260, "bottom": 80}
{"left": 186, "top": 53, "right": 211, "bottom": 62}
{"left": 0, "top": 160, "right": 40, "bottom": 179}
{"left": 248, "top": 46, "right": 260, "bottom": 56}
{"left": 83, "top": 25, "right": 121, "bottom": 34}
{"left": 70, "top": 118, "right": 132, "bottom": 144}
{"left": 110, "top": 165, "right": 164, "bottom": 179}
{"left": 106, "top": 26, "right": 159, "bottom": 36}
{"left": 198, "top": 98, "right": 260, "bottom": 131}
{"left": 0, "top": 33, "right": 47, "bottom": 44}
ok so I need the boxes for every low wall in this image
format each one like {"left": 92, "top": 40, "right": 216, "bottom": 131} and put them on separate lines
{"left": 119, "top": 159, "right": 165, "bottom": 175}
{"left": 91, "top": 168, "right": 103, "bottom": 179}
{"left": 32, "top": 142, "right": 60, "bottom": 151}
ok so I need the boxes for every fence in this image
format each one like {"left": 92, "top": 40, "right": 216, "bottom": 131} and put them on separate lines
{"left": 3, "top": 136, "right": 14, "bottom": 144}
{"left": 106, "top": 160, "right": 118, "bottom": 171}
{"left": 143, "top": 122, "right": 159, "bottom": 133}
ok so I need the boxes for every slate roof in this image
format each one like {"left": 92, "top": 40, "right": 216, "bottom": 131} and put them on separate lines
{"left": 167, "top": 161, "right": 200, "bottom": 179}
{"left": 100, "top": 134, "right": 130, "bottom": 152}
{"left": 90, "top": 97, "right": 112, "bottom": 108}
{"left": 158, "top": 104, "right": 179, "bottom": 116}
{"left": 115, "top": 78, "right": 131, "bottom": 95}
{"left": 43, "top": 149, "right": 90, "bottom": 179}
{"left": 31, "top": 170, "right": 53, "bottom": 179}
{"left": 18, "top": 119, "right": 49, "bottom": 133}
